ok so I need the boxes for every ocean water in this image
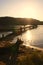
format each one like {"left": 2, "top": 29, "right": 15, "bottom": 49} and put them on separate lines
{"left": 12, "top": 25, "right": 43, "bottom": 50}
{"left": 0, "top": 25, "right": 43, "bottom": 50}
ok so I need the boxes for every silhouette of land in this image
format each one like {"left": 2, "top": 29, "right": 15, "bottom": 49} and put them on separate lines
{"left": 0, "top": 43, "right": 43, "bottom": 65}
{"left": 0, "top": 17, "right": 43, "bottom": 26}
{"left": 0, "top": 16, "right": 42, "bottom": 32}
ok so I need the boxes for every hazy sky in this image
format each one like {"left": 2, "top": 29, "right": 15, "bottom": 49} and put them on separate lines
{"left": 0, "top": 0, "right": 43, "bottom": 21}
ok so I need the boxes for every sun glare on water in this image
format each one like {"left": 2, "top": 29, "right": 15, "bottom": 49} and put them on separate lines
{"left": 25, "top": 30, "right": 32, "bottom": 41}
{"left": 22, "top": 30, "right": 32, "bottom": 46}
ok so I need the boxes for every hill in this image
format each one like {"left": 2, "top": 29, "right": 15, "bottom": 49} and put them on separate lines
{"left": 0, "top": 16, "right": 43, "bottom": 31}
{"left": 0, "top": 16, "right": 43, "bottom": 26}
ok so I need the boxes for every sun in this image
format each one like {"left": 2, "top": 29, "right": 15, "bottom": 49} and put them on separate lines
{"left": 21, "top": 7, "right": 37, "bottom": 19}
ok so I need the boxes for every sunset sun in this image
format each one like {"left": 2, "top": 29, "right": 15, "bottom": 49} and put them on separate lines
{"left": 21, "top": 6, "right": 37, "bottom": 19}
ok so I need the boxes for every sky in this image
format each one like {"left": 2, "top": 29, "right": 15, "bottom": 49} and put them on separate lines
{"left": 0, "top": 0, "right": 43, "bottom": 21}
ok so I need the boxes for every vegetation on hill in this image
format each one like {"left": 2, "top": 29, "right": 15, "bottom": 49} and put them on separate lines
{"left": 17, "top": 45, "right": 43, "bottom": 65}
{"left": 0, "top": 44, "right": 43, "bottom": 65}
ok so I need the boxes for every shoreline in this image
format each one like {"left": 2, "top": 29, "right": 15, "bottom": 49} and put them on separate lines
{"left": 23, "top": 44, "right": 43, "bottom": 51}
